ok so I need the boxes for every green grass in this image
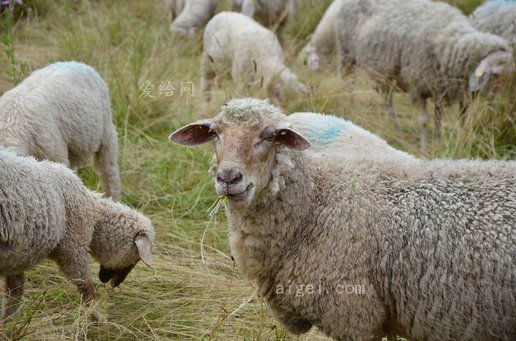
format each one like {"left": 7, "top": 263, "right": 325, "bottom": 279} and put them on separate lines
{"left": 0, "top": 0, "right": 514, "bottom": 339}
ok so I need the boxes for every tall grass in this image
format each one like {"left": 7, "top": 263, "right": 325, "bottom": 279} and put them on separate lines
{"left": 0, "top": 0, "right": 514, "bottom": 339}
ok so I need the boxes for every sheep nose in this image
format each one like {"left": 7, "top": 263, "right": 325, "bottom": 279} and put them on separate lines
{"left": 217, "top": 168, "right": 243, "bottom": 186}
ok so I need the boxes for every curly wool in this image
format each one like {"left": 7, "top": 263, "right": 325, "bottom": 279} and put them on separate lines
{"left": 222, "top": 100, "right": 516, "bottom": 340}
{"left": 0, "top": 61, "right": 121, "bottom": 200}
{"left": 470, "top": 0, "right": 516, "bottom": 44}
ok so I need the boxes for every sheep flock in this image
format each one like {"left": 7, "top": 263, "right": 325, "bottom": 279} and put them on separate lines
{"left": 0, "top": 0, "right": 515, "bottom": 340}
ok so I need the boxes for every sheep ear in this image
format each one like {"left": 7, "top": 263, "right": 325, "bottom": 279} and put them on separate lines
{"left": 135, "top": 234, "right": 152, "bottom": 266}
{"left": 169, "top": 120, "right": 213, "bottom": 146}
{"left": 0, "top": 240, "right": 13, "bottom": 257}
{"left": 275, "top": 127, "right": 311, "bottom": 151}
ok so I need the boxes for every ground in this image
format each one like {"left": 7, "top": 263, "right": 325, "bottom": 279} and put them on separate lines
{"left": 0, "top": 0, "right": 514, "bottom": 339}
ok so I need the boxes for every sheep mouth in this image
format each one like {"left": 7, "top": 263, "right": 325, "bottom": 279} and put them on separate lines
{"left": 99, "top": 264, "right": 136, "bottom": 288}
{"left": 226, "top": 184, "right": 253, "bottom": 203}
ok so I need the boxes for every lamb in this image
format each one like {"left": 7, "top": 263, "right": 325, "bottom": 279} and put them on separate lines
{"left": 169, "top": 98, "right": 516, "bottom": 340}
{"left": 0, "top": 61, "right": 121, "bottom": 200}
{"left": 201, "top": 12, "right": 307, "bottom": 103}
{"left": 231, "top": 0, "right": 296, "bottom": 35}
{"left": 470, "top": 0, "right": 516, "bottom": 44}
{"left": 298, "top": 0, "right": 344, "bottom": 70}
{"left": 0, "top": 150, "right": 154, "bottom": 322}
{"left": 288, "top": 111, "right": 414, "bottom": 160}
{"left": 169, "top": 0, "right": 218, "bottom": 37}
{"left": 334, "top": 0, "right": 515, "bottom": 149}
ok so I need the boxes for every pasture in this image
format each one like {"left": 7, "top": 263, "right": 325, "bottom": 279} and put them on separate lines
{"left": 0, "top": 0, "right": 514, "bottom": 339}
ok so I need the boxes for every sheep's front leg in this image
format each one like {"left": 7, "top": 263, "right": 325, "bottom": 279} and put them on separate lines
{"left": 51, "top": 250, "right": 95, "bottom": 303}
{"left": 433, "top": 102, "right": 443, "bottom": 139}
{"left": 416, "top": 99, "right": 428, "bottom": 150}
{"left": 94, "top": 126, "right": 121, "bottom": 201}
{"left": 201, "top": 52, "right": 216, "bottom": 103}
{"left": 2, "top": 273, "right": 25, "bottom": 322}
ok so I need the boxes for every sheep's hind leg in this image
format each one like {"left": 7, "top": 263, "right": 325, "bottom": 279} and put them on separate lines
{"left": 416, "top": 99, "right": 428, "bottom": 150}
{"left": 2, "top": 273, "right": 25, "bottom": 323}
{"left": 433, "top": 102, "right": 443, "bottom": 139}
{"left": 94, "top": 128, "right": 121, "bottom": 201}
{"left": 201, "top": 52, "right": 216, "bottom": 103}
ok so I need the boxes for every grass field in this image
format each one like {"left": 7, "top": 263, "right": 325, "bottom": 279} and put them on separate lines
{"left": 0, "top": 0, "right": 514, "bottom": 339}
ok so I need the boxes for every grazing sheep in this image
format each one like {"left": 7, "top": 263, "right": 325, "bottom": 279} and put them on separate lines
{"left": 0, "top": 150, "right": 154, "bottom": 322}
{"left": 0, "top": 61, "right": 121, "bottom": 200}
{"left": 470, "top": 0, "right": 516, "bottom": 44}
{"left": 288, "top": 112, "right": 414, "bottom": 160}
{"left": 164, "top": 0, "right": 186, "bottom": 20}
{"left": 231, "top": 0, "right": 296, "bottom": 35}
{"left": 334, "top": 0, "right": 515, "bottom": 149}
{"left": 298, "top": 0, "right": 344, "bottom": 70}
{"left": 202, "top": 12, "right": 307, "bottom": 103}
{"left": 169, "top": 0, "right": 218, "bottom": 37}
{"left": 170, "top": 98, "right": 516, "bottom": 340}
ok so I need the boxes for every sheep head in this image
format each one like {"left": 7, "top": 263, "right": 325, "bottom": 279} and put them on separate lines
{"left": 469, "top": 49, "right": 515, "bottom": 91}
{"left": 169, "top": 98, "right": 311, "bottom": 208}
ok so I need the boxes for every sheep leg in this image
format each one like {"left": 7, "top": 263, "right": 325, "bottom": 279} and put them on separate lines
{"left": 51, "top": 250, "right": 95, "bottom": 304}
{"left": 201, "top": 52, "right": 216, "bottom": 103}
{"left": 383, "top": 86, "right": 400, "bottom": 131}
{"left": 94, "top": 128, "right": 121, "bottom": 201}
{"left": 2, "top": 273, "right": 25, "bottom": 322}
{"left": 433, "top": 102, "right": 443, "bottom": 139}
{"left": 416, "top": 99, "right": 428, "bottom": 150}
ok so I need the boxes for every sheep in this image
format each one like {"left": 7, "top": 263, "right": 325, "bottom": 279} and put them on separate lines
{"left": 470, "top": 0, "right": 516, "bottom": 44}
{"left": 163, "top": 0, "right": 186, "bottom": 21}
{"left": 169, "top": 0, "right": 218, "bottom": 37}
{"left": 334, "top": 0, "right": 515, "bottom": 149}
{"left": 169, "top": 98, "right": 516, "bottom": 340}
{"left": 298, "top": 0, "right": 344, "bottom": 70}
{"left": 201, "top": 12, "right": 307, "bottom": 103}
{"left": 0, "top": 149, "right": 154, "bottom": 322}
{"left": 288, "top": 111, "right": 414, "bottom": 160}
{"left": 0, "top": 61, "right": 121, "bottom": 200}
{"left": 231, "top": 0, "right": 296, "bottom": 35}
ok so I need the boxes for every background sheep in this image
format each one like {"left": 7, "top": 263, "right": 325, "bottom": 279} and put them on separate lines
{"left": 169, "top": 0, "right": 218, "bottom": 37}
{"left": 201, "top": 11, "right": 308, "bottom": 103}
{"left": 334, "top": 0, "right": 514, "bottom": 149}
{"left": 288, "top": 111, "right": 415, "bottom": 160}
{"left": 470, "top": 0, "right": 516, "bottom": 44}
{"left": 170, "top": 98, "right": 515, "bottom": 340}
{"left": 0, "top": 150, "right": 154, "bottom": 322}
{"left": 298, "top": 0, "right": 344, "bottom": 70}
{"left": 231, "top": 0, "right": 296, "bottom": 35}
{"left": 164, "top": 0, "right": 186, "bottom": 21}
{"left": 0, "top": 61, "right": 121, "bottom": 200}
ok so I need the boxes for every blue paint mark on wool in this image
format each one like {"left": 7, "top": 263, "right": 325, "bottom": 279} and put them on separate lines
{"left": 48, "top": 61, "right": 90, "bottom": 73}
{"left": 306, "top": 115, "right": 346, "bottom": 145}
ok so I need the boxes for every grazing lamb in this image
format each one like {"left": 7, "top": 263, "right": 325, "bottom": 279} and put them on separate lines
{"left": 288, "top": 112, "right": 414, "bottom": 160}
{"left": 298, "top": 0, "right": 344, "bottom": 70}
{"left": 170, "top": 98, "right": 516, "bottom": 340}
{"left": 0, "top": 150, "right": 154, "bottom": 322}
{"left": 169, "top": 0, "right": 218, "bottom": 37}
{"left": 202, "top": 12, "right": 307, "bottom": 103}
{"left": 470, "top": 0, "right": 516, "bottom": 44}
{"left": 0, "top": 61, "right": 121, "bottom": 200}
{"left": 334, "top": 0, "right": 515, "bottom": 149}
{"left": 231, "top": 0, "right": 296, "bottom": 35}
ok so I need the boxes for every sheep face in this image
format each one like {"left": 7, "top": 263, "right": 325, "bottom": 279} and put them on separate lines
{"left": 469, "top": 50, "right": 515, "bottom": 92}
{"left": 169, "top": 99, "right": 311, "bottom": 208}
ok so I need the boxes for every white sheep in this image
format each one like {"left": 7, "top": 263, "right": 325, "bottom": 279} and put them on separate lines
{"left": 298, "top": 0, "right": 344, "bottom": 70}
{"left": 0, "top": 61, "right": 121, "bottom": 200}
{"left": 0, "top": 150, "right": 154, "bottom": 322}
{"left": 169, "top": 0, "right": 218, "bottom": 37}
{"left": 470, "top": 0, "right": 516, "bottom": 44}
{"left": 170, "top": 98, "right": 516, "bottom": 340}
{"left": 231, "top": 0, "right": 296, "bottom": 35}
{"left": 202, "top": 11, "right": 308, "bottom": 103}
{"left": 288, "top": 111, "right": 414, "bottom": 160}
{"left": 334, "top": 0, "right": 515, "bottom": 149}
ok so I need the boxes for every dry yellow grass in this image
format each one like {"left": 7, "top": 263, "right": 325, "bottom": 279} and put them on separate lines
{"left": 0, "top": 0, "right": 514, "bottom": 340}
